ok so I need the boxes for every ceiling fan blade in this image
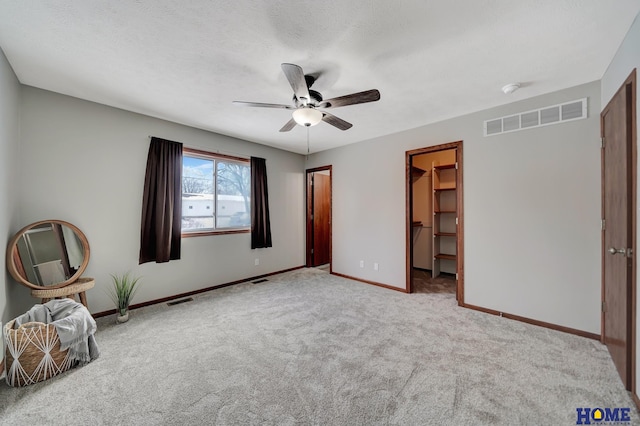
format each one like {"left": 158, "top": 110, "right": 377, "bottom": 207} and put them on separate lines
{"left": 233, "top": 101, "right": 293, "bottom": 109}
{"left": 281, "top": 63, "right": 311, "bottom": 104}
{"left": 321, "top": 112, "right": 352, "bottom": 131}
{"left": 318, "top": 89, "right": 380, "bottom": 109}
{"left": 279, "top": 118, "right": 297, "bottom": 132}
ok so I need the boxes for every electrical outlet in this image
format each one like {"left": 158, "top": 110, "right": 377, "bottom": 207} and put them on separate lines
{"left": 254, "top": 258, "right": 259, "bottom": 266}
{"left": 374, "top": 263, "right": 379, "bottom": 271}
{"left": 359, "top": 260, "right": 364, "bottom": 268}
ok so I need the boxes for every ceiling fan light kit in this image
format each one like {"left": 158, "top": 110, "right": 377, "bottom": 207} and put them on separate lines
{"left": 233, "top": 63, "right": 381, "bottom": 132}
{"left": 292, "top": 107, "right": 323, "bottom": 127}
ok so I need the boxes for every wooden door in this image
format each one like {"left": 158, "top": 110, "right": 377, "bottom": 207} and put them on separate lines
{"left": 306, "top": 168, "right": 332, "bottom": 267}
{"left": 313, "top": 173, "right": 331, "bottom": 265}
{"left": 602, "top": 70, "right": 636, "bottom": 390}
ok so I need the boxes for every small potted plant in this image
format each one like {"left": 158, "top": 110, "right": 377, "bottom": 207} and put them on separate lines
{"left": 108, "top": 272, "right": 142, "bottom": 323}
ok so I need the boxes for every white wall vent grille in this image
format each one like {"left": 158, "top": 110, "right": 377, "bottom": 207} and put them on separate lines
{"left": 484, "top": 98, "right": 587, "bottom": 137}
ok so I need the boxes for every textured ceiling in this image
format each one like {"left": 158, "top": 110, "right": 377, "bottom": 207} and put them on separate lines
{"left": 1, "top": 1, "right": 639, "bottom": 154}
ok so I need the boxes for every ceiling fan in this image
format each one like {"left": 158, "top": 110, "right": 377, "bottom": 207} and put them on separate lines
{"left": 233, "top": 63, "right": 380, "bottom": 132}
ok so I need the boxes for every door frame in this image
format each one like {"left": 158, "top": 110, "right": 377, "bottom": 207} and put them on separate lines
{"left": 406, "top": 141, "right": 464, "bottom": 302}
{"left": 306, "top": 165, "right": 332, "bottom": 270}
{"left": 601, "top": 69, "right": 637, "bottom": 392}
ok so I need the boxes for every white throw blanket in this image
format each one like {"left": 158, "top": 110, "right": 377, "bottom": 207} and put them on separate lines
{"left": 13, "top": 299, "right": 100, "bottom": 364}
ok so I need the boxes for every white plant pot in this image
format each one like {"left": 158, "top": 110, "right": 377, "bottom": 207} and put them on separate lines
{"left": 116, "top": 311, "right": 129, "bottom": 323}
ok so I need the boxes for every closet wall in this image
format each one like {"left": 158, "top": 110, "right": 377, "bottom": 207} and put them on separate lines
{"left": 412, "top": 149, "right": 456, "bottom": 272}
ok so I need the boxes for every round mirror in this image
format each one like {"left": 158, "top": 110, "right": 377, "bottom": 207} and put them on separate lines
{"left": 6, "top": 220, "right": 90, "bottom": 290}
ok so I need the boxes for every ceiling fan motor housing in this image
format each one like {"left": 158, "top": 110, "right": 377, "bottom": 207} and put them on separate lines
{"left": 294, "top": 88, "right": 323, "bottom": 107}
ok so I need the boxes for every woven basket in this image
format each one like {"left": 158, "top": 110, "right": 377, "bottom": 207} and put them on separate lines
{"left": 3, "top": 319, "right": 74, "bottom": 387}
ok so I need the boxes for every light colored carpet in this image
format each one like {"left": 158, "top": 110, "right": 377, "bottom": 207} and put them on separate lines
{"left": 0, "top": 268, "right": 635, "bottom": 425}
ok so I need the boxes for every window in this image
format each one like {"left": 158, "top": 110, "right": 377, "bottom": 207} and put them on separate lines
{"left": 182, "top": 148, "right": 251, "bottom": 236}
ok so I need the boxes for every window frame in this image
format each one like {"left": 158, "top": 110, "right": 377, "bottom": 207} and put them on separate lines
{"left": 181, "top": 147, "right": 251, "bottom": 238}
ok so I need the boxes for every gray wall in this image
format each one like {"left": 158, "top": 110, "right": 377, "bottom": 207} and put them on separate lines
{"left": 17, "top": 87, "right": 306, "bottom": 314}
{"left": 308, "top": 81, "right": 601, "bottom": 334}
{"left": 0, "top": 48, "right": 22, "bottom": 335}
{"left": 601, "top": 11, "right": 640, "bottom": 404}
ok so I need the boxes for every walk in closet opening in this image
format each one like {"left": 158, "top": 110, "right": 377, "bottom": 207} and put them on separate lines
{"left": 406, "top": 141, "right": 464, "bottom": 303}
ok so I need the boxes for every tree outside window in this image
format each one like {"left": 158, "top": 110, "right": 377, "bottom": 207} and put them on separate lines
{"left": 182, "top": 149, "right": 250, "bottom": 234}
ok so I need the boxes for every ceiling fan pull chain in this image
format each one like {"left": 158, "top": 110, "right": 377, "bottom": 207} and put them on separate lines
{"left": 306, "top": 126, "right": 310, "bottom": 160}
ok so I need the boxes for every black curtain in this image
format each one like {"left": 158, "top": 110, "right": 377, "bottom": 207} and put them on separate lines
{"left": 251, "top": 157, "right": 272, "bottom": 249}
{"left": 139, "top": 137, "right": 183, "bottom": 264}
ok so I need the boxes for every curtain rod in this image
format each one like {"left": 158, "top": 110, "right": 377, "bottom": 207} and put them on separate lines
{"left": 148, "top": 135, "right": 250, "bottom": 159}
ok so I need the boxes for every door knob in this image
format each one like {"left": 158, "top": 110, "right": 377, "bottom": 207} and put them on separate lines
{"left": 609, "top": 247, "right": 627, "bottom": 255}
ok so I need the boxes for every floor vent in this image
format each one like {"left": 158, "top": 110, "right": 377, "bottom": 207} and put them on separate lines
{"left": 484, "top": 98, "right": 587, "bottom": 137}
{"left": 252, "top": 279, "right": 269, "bottom": 284}
{"left": 167, "top": 297, "right": 194, "bottom": 306}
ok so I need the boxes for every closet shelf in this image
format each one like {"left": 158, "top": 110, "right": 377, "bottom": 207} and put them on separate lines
{"left": 411, "top": 166, "right": 427, "bottom": 182}
{"left": 433, "top": 163, "right": 455, "bottom": 170}
{"left": 435, "top": 253, "right": 456, "bottom": 261}
{"left": 432, "top": 159, "right": 458, "bottom": 278}
{"left": 434, "top": 232, "right": 456, "bottom": 237}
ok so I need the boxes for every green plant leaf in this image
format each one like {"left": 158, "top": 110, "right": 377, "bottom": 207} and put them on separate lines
{"left": 107, "top": 271, "right": 142, "bottom": 315}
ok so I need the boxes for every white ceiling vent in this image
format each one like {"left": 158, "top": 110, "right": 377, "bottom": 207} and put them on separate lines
{"left": 484, "top": 98, "right": 587, "bottom": 137}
